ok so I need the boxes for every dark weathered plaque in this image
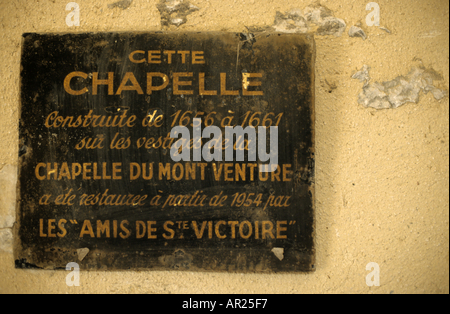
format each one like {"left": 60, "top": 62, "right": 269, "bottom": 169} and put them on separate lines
{"left": 16, "top": 32, "right": 315, "bottom": 272}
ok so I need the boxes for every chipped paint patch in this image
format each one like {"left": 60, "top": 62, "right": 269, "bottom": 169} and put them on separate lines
{"left": 157, "top": 0, "right": 199, "bottom": 27}
{"left": 272, "top": 10, "right": 308, "bottom": 33}
{"left": 351, "top": 64, "right": 371, "bottom": 83}
{"left": 419, "top": 30, "right": 442, "bottom": 38}
{"left": 77, "top": 248, "right": 89, "bottom": 261}
{"left": 0, "top": 164, "right": 17, "bottom": 229}
{"left": 271, "top": 247, "right": 284, "bottom": 261}
{"left": 0, "top": 229, "right": 13, "bottom": 253}
{"left": 107, "top": 0, "right": 133, "bottom": 10}
{"left": 270, "top": 4, "right": 346, "bottom": 36}
{"left": 158, "top": 249, "right": 193, "bottom": 269}
{"left": 348, "top": 25, "right": 367, "bottom": 40}
{"left": 352, "top": 65, "right": 448, "bottom": 109}
{"left": 0, "top": 215, "right": 14, "bottom": 229}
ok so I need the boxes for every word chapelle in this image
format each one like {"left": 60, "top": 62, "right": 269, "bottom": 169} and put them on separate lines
{"left": 63, "top": 50, "right": 263, "bottom": 96}
{"left": 170, "top": 119, "right": 278, "bottom": 173}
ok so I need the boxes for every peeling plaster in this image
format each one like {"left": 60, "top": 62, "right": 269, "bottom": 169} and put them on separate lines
{"left": 0, "top": 229, "right": 13, "bottom": 253}
{"left": 270, "top": 4, "right": 346, "bottom": 36}
{"left": 157, "top": 0, "right": 199, "bottom": 27}
{"left": 348, "top": 25, "right": 367, "bottom": 40}
{"left": 352, "top": 65, "right": 448, "bottom": 109}
{"left": 271, "top": 247, "right": 284, "bottom": 261}
{"left": 158, "top": 249, "right": 193, "bottom": 269}
{"left": 107, "top": 0, "right": 133, "bottom": 10}
{"left": 352, "top": 64, "right": 371, "bottom": 83}
{"left": 0, "top": 165, "right": 17, "bottom": 229}
{"left": 77, "top": 248, "right": 90, "bottom": 261}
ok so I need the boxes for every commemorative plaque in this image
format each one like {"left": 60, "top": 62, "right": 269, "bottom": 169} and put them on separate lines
{"left": 16, "top": 32, "right": 315, "bottom": 272}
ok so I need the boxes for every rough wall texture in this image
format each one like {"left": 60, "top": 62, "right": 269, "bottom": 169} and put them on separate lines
{"left": 0, "top": 0, "right": 448, "bottom": 293}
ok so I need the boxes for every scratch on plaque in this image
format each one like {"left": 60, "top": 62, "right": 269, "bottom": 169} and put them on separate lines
{"left": 77, "top": 248, "right": 90, "bottom": 261}
{"left": 242, "top": 74, "right": 250, "bottom": 90}
{"left": 271, "top": 247, "right": 284, "bottom": 261}
{"left": 237, "top": 31, "right": 256, "bottom": 74}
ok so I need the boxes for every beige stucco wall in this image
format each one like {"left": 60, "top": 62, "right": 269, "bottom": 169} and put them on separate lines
{"left": 0, "top": 0, "right": 448, "bottom": 294}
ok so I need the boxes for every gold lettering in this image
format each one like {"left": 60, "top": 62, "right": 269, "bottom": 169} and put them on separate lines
{"left": 224, "top": 163, "right": 233, "bottom": 181}
{"left": 57, "top": 219, "right": 67, "bottom": 238}
{"left": 112, "top": 163, "right": 122, "bottom": 179}
{"left": 262, "top": 221, "right": 274, "bottom": 239}
{"left": 277, "top": 221, "right": 287, "bottom": 239}
{"left": 64, "top": 71, "right": 88, "bottom": 95}
{"left": 239, "top": 221, "right": 252, "bottom": 239}
{"left": 283, "top": 164, "right": 292, "bottom": 181}
{"left": 116, "top": 72, "right": 144, "bottom": 95}
{"left": 215, "top": 221, "right": 226, "bottom": 239}
{"left": 159, "top": 163, "right": 171, "bottom": 180}
{"left": 35, "top": 163, "right": 46, "bottom": 180}
{"left": 136, "top": 221, "right": 146, "bottom": 239}
{"left": 39, "top": 219, "right": 47, "bottom": 237}
{"left": 129, "top": 50, "right": 146, "bottom": 63}
{"left": 92, "top": 72, "right": 114, "bottom": 95}
{"left": 173, "top": 72, "right": 193, "bottom": 95}
{"left": 97, "top": 220, "right": 110, "bottom": 238}
{"left": 192, "top": 51, "right": 205, "bottom": 64}
{"left": 177, "top": 51, "right": 190, "bottom": 63}
{"left": 148, "top": 50, "right": 161, "bottom": 64}
{"left": 82, "top": 163, "right": 92, "bottom": 180}
{"left": 163, "top": 50, "right": 176, "bottom": 64}
{"left": 80, "top": 220, "right": 95, "bottom": 238}
{"left": 242, "top": 73, "right": 263, "bottom": 96}
{"left": 192, "top": 221, "right": 207, "bottom": 239}
{"left": 119, "top": 220, "right": 131, "bottom": 239}
{"left": 199, "top": 73, "right": 217, "bottom": 95}
{"left": 163, "top": 221, "right": 175, "bottom": 239}
{"left": 147, "top": 72, "right": 169, "bottom": 94}
{"left": 172, "top": 163, "right": 184, "bottom": 181}
{"left": 228, "top": 221, "right": 239, "bottom": 239}
{"left": 220, "top": 73, "right": 239, "bottom": 95}
{"left": 47, "top": 163, "right": 58, "bottom": 180}
{"left": 147, "top": 221, "right": 157, "bottom": 239}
